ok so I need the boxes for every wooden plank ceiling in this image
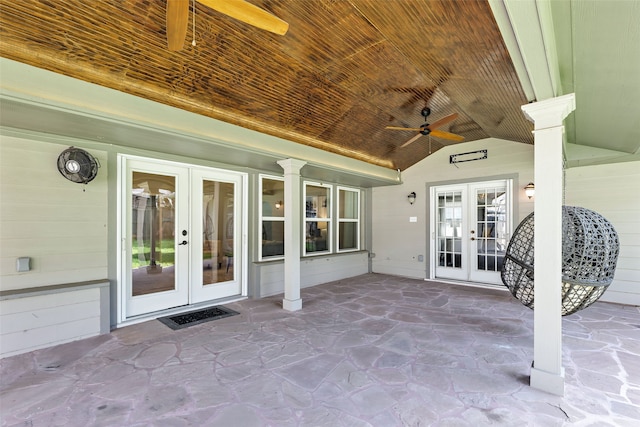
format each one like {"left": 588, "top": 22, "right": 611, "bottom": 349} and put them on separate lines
{"left": 0, "top": 0, "right": 533, "bottom": 171}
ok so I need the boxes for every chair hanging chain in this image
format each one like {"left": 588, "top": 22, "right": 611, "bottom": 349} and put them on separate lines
{"left": 562, "top": 156, "right": 567, "bottom": 205}
{"left": 192, "top": 0, "right": 197, "bottom": 46}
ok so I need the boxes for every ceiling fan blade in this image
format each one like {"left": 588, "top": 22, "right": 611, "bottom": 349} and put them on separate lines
{"left": 385, "top": 126, "right": 423, "bottom": 131}
{"left": 400, "top": 133, "right": 423, "bottom": 148}
{"left": 430, "top": 129, "right": 465, "bottom": 142}
{"left": 198, "top": 0, "right": 289, "bottom": 35}
{"left": 166, "top": 0, "right": 189, "bottom": 51}
{"left": 426, "top": 112, "right": 459, "bottom": 131}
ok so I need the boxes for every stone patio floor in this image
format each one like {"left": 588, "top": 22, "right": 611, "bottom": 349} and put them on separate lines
{"left": 1, "top": 273, "right": 639, "bottom": 426}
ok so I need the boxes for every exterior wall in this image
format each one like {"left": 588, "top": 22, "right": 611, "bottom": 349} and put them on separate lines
{"left": 565, "top": 161, "right": 640, "bottom": 305}
{"left": 256, "top": 251, "right": 369, "bottom": 297}
{"left": 371, "top": 138, "right": 640, "bottom": 306}
{"left": 372, "top": 138, "right": 535, "bottom": 279}
{"left": 0, "top": 135, "right": 110, "bottom": 357}
{"left": 0, "top": 136, "right": 109, "bottom": 290}
{"left": 0, "top": 131, "right": 374, "bottom": 356}
{"left": 0, "top": 281, "right": 109, "bottom": 358}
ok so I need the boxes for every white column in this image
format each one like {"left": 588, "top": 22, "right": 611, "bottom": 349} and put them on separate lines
{"left": 521, "top": 93, "right": 575, "bottom": 396}
{"left": 277, "top": 159, "right": 307, "bottom": 311}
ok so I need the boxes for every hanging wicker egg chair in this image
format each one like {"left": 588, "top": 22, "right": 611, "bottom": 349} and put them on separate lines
{"left": 501, "top": 206, "right": 619, "bottom": 316}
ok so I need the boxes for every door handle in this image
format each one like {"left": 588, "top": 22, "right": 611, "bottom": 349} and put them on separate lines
{"left": 470, "top": 237, "right": 476, "bottom": 241}
{"left": 178, "top": 240, "right": 188, "bottom": 246}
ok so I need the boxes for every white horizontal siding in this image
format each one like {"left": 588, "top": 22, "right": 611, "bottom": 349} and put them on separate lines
{"left": 616, "top": 255, "right": 638, "bottom": 270}
{"left": 1, "top": 237, "right": 105, "bottom": 257}
{"left": 0, "top": 136, "right": 108, "bottom": 290}
{"left": 369, "top": 258, "right": 426, "bottom": 279}
{"left": 1, "top": 317, "right": 100, "bottom": 358}
{"left": 0, "top": 287, "right": 102, "bottom": 358}
{"left": 565, "top": 161, "right": 640, "bottom": 306}
{"left": 1, "top": 297, "right": 99, "bottom": 334}
{"left": 0, "top": 287, "right": 99, "bottom": 314}
{"left": 606, "top": 280, "right": 639, "bottom": 294}
{"left": 257, "top": 263, "right": 286, "bottom": 297}
{"left": 612, "top": 269, "right": 639, "bottom": 283}
{"left": 301, "top": 252, "right": 368, "bottom": 287}
{"left": 599, "top": 288, "right": 639, "bottom": 306}
{"left": 0, "top": 220, "right": 106, "bottom": 240}
{"left": 257, "top": 252, "right": 369, "bottom": 297}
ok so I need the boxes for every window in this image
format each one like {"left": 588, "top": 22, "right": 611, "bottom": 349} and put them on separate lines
{"left": 260, "top": 178, "right": 360, "bottom": 259}
{"left": 260, "top": 176, "right": 284, "bottom": 259}
{"left": 337, "top": 187, "right": 360, "bottom": 251}
{"left": 304, "top": 182, "right": 331, "bottom": 255}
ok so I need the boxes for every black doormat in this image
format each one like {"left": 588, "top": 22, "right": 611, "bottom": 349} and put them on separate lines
{"left": 158, "top": 306, "right": 239, "bottom": 330}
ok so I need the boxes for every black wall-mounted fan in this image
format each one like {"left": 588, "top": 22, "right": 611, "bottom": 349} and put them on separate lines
{"left": 57, "top": 147, "right": 99, "bottom": 184}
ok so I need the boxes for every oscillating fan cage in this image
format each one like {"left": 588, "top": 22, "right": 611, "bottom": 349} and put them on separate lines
{"left": 57, "top": 147, "right": 99, "bottom": 184}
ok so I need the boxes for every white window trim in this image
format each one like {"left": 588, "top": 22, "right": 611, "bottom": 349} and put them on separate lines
{"left": 336, "top": 186, "right": 361, "bottom": 253}
{"left": 303, "top": 181, "right": 333, "bottom": 256}
{"left": 259, "top": 174, "right": 285, "bottom": 261}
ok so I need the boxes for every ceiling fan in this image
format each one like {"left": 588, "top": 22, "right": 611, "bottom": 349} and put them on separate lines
{"left": 386, "top": 107, "right": 464, "bottom": 148}
{"left": 166, "top": 0, "right": 289, "bottom": 51}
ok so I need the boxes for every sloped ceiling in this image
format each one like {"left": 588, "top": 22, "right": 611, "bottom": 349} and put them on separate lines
{"left": 0, "top": 0, "right": 533, "bottom": 171}
{"left": 0, "top": 0, "right": 638, "bottom": 171}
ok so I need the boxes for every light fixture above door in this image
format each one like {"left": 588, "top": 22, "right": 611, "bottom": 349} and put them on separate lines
{"left": 524, "top": 182, "right": 535, "bottom": 199}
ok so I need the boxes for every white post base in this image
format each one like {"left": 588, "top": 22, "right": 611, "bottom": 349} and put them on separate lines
{"left": 282, "top": 298, "right": 302, "bottom": 312}
{"left": 530, "top": 365, "right": 565, "bottom": 396}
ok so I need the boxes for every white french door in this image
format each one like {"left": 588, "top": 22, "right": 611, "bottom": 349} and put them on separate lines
{"left": 190, "top": 168, "right": 244, "bottom": 304}
{"left": 431, "top": 180, "right": 512, "bottom": 285}
{"left": 120, "top": 156, "right": 245, "bottom": 319}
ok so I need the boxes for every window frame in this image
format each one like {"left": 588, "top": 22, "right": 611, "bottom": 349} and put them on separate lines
{"left": 303, "top": 181, "right": 333, "bottom": 256}
{"left": 259, "top": 174, "right": 285, "bottom": 261}
{"left": 336, "top": 186, "right": 361, "bottom": 252}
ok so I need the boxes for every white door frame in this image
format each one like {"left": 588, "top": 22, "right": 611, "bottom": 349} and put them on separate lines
{"left": 190, "top": 167, "right": 247, "bottom": 304}
{"left": 117, "top": 154, "right": 248, "bottom": 324}
{"left": 429, "top": 179, "right": 513, "bottom": 285}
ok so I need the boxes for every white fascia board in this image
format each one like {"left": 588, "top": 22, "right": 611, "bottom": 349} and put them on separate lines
{"left": 490, "top": 0, "right": 557, "bottom": 101}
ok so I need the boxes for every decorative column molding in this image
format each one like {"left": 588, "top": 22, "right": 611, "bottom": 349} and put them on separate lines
{"left": 521, "top": 93, "right": 575, "bottom": 396}
{"left": 277, "top": 158, "right": 307, "bottom": 311}
{"left": 522, "top": 93, "right": 576, "bottom": 129}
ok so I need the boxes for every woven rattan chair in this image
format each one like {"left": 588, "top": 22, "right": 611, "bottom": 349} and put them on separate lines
{"left": 501, "top": 206, "right": 619, "bottom": 316}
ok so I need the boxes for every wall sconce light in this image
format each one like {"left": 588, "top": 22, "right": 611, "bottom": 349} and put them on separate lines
{"left": 408, "top": 192, "right": 416, "bottom": 205}
{"left": 524, "top": 182, "right": 535, "bottom": 199}
{"left": 275, "top": 201, "right": 282, "bottom": 209}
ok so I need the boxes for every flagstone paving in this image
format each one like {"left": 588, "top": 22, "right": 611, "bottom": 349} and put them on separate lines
{"left": 1, "top": 273, "right": 639, "bottom": 426}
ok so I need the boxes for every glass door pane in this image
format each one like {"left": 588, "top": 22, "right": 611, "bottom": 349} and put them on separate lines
{"left": 468, "top": 180, "right": 511, "bottom": 285}
{"left": 191, "top": 168, "right": 244, "bottom": 304}
{"left": 434, "top": 187, "right": 468, "bottom": 281}
{"left": 202, "top": 180, "right": 235, "bottom": 285}
{"left": 131, "top": 172, "right": 176, "bottom": 296}
{"left": 436, "top": 191, "right": 463, "bottom": 268}
{"left": 125, "top": 159, "right": 189, "bottom": 319}
{"left": 475, "top": 186, "right": 507, "bottom": 272}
